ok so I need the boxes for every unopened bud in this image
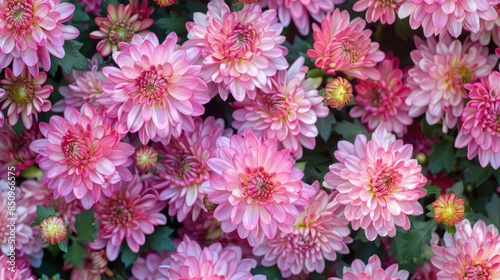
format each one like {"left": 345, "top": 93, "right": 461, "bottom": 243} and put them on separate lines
{"left": 324, "top": 77, "right": 353, "bottom": 109}
{"left": 154, "top": 0, "right": 176, "bottom": 7}
{"left": 432, "top": 192, "right": 465, "bottom": 226}
{"left": 39, "top": 216, "right": 67, "bottom": 245}
{"left": 133, "top": 145, "right": 158, "bottom": 173}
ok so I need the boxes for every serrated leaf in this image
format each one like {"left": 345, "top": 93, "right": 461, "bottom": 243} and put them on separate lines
{"left": 424, "top": 185, "right": 441, "bottom": 197}
{"left": 316, "top": 113, "right": 336, "bottom": 142}
{"left": 34, "top": 206, "right": 56, "bottom": 224}
{"left": 155, "top": 12, "right": 189, "bottom": 34}
{"left": 58, "top": 242, "right": 68, "bottom": 253}
{"left": 464, "top": 165, "right": 493, "bottom": 187}
{"left": 282, "top": 36, "right": 312, "bottom": 65}
{"left": 393, "top": 219, "right": 438, "bottom": 265}
{"left": 143, "top": 226, "right": 175, "bottom": 252}
{"left": 64, "top": 241, "right": 86, "bottom": 267}
{"left": 446, "top": 181, "right": 464, "bottom": 197}
{"left": 485, "top": 194, "right": 500, "bottom": 228}
{"left": 49, "top": 40, "right": 89, "bottom": 76}
{"left": 120, "top": 242, "right": 139, "bottom": 267}
{"left": 332, "top": 120, "right": 368, "bottom": 143}
{"left": 445, "top": 225, "right": 456, "bottom": 234}
{"left": 66, "top": 0, "right": 90, "bottom": 23}
{"left": 74, "top": 210, "right": 98, "bottom": 243}
{"left": 428, "top": 140, "right": 456, "bottom": 174}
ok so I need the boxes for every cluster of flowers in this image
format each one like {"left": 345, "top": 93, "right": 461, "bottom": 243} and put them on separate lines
{"left": 0, "top": 0, "right": 499, "bottom": 279}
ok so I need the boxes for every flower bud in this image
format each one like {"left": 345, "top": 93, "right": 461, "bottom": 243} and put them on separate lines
{"left": 324, "top": 77, "right": 353, "bottom": 109}
{"left": 133, "top": 145, "right": 158, "bottom": 173}
{"left": 154, "top": 0, "right": 176, "bottom": 7}
{"left": 39, "top": 216, "right": 67, "bottom": 245}
{"left": 432, "top": 192, "right": 465, "bottom": 226}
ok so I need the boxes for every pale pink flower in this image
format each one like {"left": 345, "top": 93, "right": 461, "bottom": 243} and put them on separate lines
{"left": 152, "top": 117, "right": 228, "bottom": 222}
{"left": 99, "top": 32, "right": 210, "bottom": 145}
{"left": 53, "top": 54, "right": 107, "bottom": 112}
{"left": 398, "top": 0, "right": 497, "bottom": 38}
{"left": 431, "top": 219, "right": 500, "bottom": 279}
{"left": 0, "top": 0, "right": 79, "bottom": 76}
{"left": 0, "top": 254, "right": 35, "bottom": 280}
{"left": 160, "top": 236, "right": 264, "bottom": 280}
{"left": 455, "top": 71, "right": 500, "bottom": 169}
{"left": 77, "top": 0, "right": 102, "bottom": 16}
{"left": 29, "top": 104, "right": 135, "bottom": 209}
{"left": 307, "top": 8, "right": 385, "bottom": 80}
{"left": 184, "top": 0, "right": 288, "bottom": 101}
{"left": 89, "top": 3, "right": 153, "bottom": 57}
{"left": 0, "top": 67, "right": 52, "bottom": 129}
{"left": 0, "top": 124, "right": 41, "bottom": 176}
{"left": 261, "top": 0, "right": 344, "bottom": 36}
{"left": 202, "top": 130, "right": 314, "bottom": 246}
{"left": 471, "top": 4, "right": 500, "bottom": 46}
{"left": 130, "top": 251, "right": 171, "bottom": 280}
{"left": 350, "top": 53, "right": 413, "bottom": 137}
{"left": 89, "top": 174, "right": 167, "bottom": 261}
{"left": 354, "top": 0, "right": 403, "bottom": 24}
{"left": 232, "top": 57, "right": 329, "bottom": 159}
{"left": 253, "top": 182, "right": 352, "bottom": 278}
{"left": 329, "top": 254, "right": 409, "bottom": 280}
{"left": 405, "top": 35, "right": 496, "bottom": 133}
{"left": 324, "top": 127, "right": 427, "bottom": 241}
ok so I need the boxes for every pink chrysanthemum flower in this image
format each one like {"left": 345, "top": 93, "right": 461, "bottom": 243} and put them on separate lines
{"left": 431, "top": 219, "right": 500, "bottom": 279}
{"left": 77, "top": 0, "right": 102, "bottom": 16}
{"left": 405, "top": 35, "right": 496, "bottom": 133}
{"left": 29, "top": 104, "right": 135, "bottom": 209}
{"left": 324, "top": 127, "right": 427, "bottom": 241}
{"left": 152, "top": 117, "right": 228, "bottom": 222}
{"left": 130, "top": 0, "right": 153, "bottom": 21}
{"left": 411, "top": 262, "right": 439, "bottom": 280}
{"left": 232, "top": 57, "right": 329, "bottom": 159}
{"left": 0, "top": 67, "right": 52, "bottom": 129}
{"left": 130, "top": 251, "right": 171, "bottom": 280}
{"left": 99, "top": 32, "right": 210, "bottom": 145}
{"left": 350, "top": 53, "right": 413, "bottom": 137}
{"left": 329, "top": 254, "right": 409, "bottom": 280}
{"left": 65, "top": 248, "right": 112, "bottom": 280}
{"left": 455, "top": 71, "right": 500, "bottom": 169}
{"left": 0, "top": 255, "right": 35, "bottom": 280}
{"left": 0, "top": 124, "right": 41, "bottom": 176}
{"left": 261, "top": 0, "right": 343, "bottom": 36}
{"left": 89, "top": 174, "right": 167, "bottom": 261}
{"left": 53, "top": 54, "right": 107, "bottom": 112}
{"left": 184, "top": 0, "right": 288, "bottom": 101}
{"left": 203, "top": 130, "right": 314, "bottom": 246}
{"left": 0, "top": 0, "right": 79, "bottom": 77}
{"left": 253, "top": 182, "right": 352, "bottom": 278}
{"left": 160, "top": 236, "right": 264, "bottom": 280}
{"left": 89, "top": 3, "right": 153, "bottom": 57}
{"left": 39, "top": 215, "right": 68, "bottom": 245}
{"left": 398, "top": 0, "right": 497, "bottom": 38}
{"left": 133, "top": 145, "right": 158, "bottom": 174}
{"left": 307, "top": 8, "right": 385, "bottom": 80}
{"left": 353, "top": 0, "right": 404, "bottom": 24}
{"left": 471, "top": 5, "right": 500, "bottom": 46}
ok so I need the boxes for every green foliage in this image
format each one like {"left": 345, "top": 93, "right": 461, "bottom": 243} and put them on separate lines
{"left": 316, "top": 113, "right": 336, "bottom": 142}
{"left": 428, "top": 140, "right": 456, "bottom": 173}
{"left": 393, "top": 219, "right": 438, "bottom": 268}
{"left": 120, "top": 243, "right": 138, "bottom": 268}
{"left": 74, "top": 210, "right": 98, "bottom": 242}
{"left": 58, "top": 242, "right": 68, "bottom": 253}
{"left": 332, "top": 119, "right": 369, "bottom": 143}
{"left": 424, "top": 185, "right": 442, "bottom": 198}
{"left": 64, "top": 241, "right": 86, "bottom": 267}
{"left": 32, "top": 206, "right": 56, "bottom": 225}
{"left": 485, "top": 194, "right": 500, "bottom": 228}
{"left": 251, "top": 265, "right": 282, "bottom": 280}
{"left": 155, "top": 12, "right": 189, "bottom": 34}
{"left": 282, "top": 36, "right": 312, "bottom": 66}
{"left": 143, "top": 226, "right": 175, "bottom": 252}
{"left": 464, "top": 164, "right": 493, "bottom": 187}
{"left": 49, "top": 40, "right": 89, "bottom": 76}
{"left": 446, "top": 181, "right": 464, "bottom": 197}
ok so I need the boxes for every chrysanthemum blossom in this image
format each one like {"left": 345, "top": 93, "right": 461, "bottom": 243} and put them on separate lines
{"left": 160, "top": 236, "right": 264, "bottom": 280}
{"left": 262, "top": 0, "right": 343, "bottom": 36}
{"left": 431, "top": 219, "right": 500, "bottom": 279}
{"left": 133, "top": 145, "right": 158, "bottom": 174}
{"left": 0, "top": 255, "right": 35, "bottom": 280}
{"left": 432, "top": 192, "right": 465, "bottom": 226}
{"left": 307, "top": 8, "right": 385, "bottom": 80}
{"left": 152, "top": 117, "right": 228, "bottom": 222}
{"left": 0, "top": 124, "right": 41, "bottom": 176}
{"left": 66, "top": 248, "right": 112, "bottom": 280}
{"left": 471, "top": 4, "right": 500, "bottom": 46}
{"left": 253, "top": 182, "right": 352, "bottom": 278}
{"left": 0, "top": 0, "right": 79, "bottom": 76}
{"left": 90, "top": 3, "right": 154, "bottom": 57}
{"left": 231, "top": 57, "right": 329, "bottom": 159}
{"left": 29, "top": 104, "right": 135, "bottom": 209}
{"left": 130, "top": 251, "right": 171, "bottom": 280}
{"left": 184, "top": 0, "right": 288, "bottom": 101}
{"left": 154, "top": 0, "right": 176, "bottom": 8}
{"left": 353, "top": 0, "right": 403, "bottom": 24}
{"left": 398, "top": 0, "right": 497, "bottom": 38}
{"left": 455, "top": 71, "right": 500, "bottom": 169}
{"left": 89, "top": 174, "right": 167, "bottom": 261}
{"left": 405, "top": 35, "right": 496, "bottom": 133}
{"left": 324, "top": 127, "right": 427, "bottom": 241}
{"left": 329, "top": 254, "right": 409, "bottom": 280}
{"left": 203, "top": 130, "right": 314, "bottom": 246}
{"left": 324, "top": 77, "right": 353, "bottom": 109}
{"left": 0, "top": 67, "right": 52, "bottom": 129}
{"left": 350, "top": 53, "right": 413, "bottom": 137}
{"left": 39, "top": 215, "right": 67, "bottom": 245}
{"left": 76, "top": 0, "right": 101, "bottom": 16}
{"left": 99, "top": 32, "right": 210, "bottom": 145}
{"left": 130, "top": 0, "right": 153, "bottom": 21}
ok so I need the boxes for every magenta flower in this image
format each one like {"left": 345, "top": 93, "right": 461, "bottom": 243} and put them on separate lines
{"left": 203, "top": 130, "right": 314, "bottom": 246}
{"left": 262, "top": 0, "right": 343, "bottom": 36}
{"left": 307, "top": 8, "right": 385, "bottom": 80}
{"left": 29, "top": 104, "right": 135, "bottom": 209}
{"left": 398, "top": 0, "right": 497, "bottom": 38}
{"left": 89, "top": 174, "right": 167, "bottom": 261}
{"left": 324, "top": 127, "right": 427, "bottom": 241}
{"left": 232, "top": 57, "right": 329, "bottom": 159}
{"left": 66, "top": 248, "right": 111, "bottom": 279}
{"left": 431, "top": 219, "right": 500, "bottom": 279}
{"left": 329, "top": 254, "right": 409, "bottom": 280}
{"left": 152, "top": 117, "right": 229, "bottom": 222}
{"left": 0, "top": 0, "right": 79, "bottom": 76}
{"left": 353, "top": 0, "right": 404, "bottom": 24}
{"left": 253, "top": 182, "right": 352, "bottom": 278}
{"left": 99, "top": 32, "right": 209, "bottom": 145}
{"left": 76, "top": 0, "right": 101, "bottom": 16}
{"left": 456, "top": 71, "right": 500, "bottom": 169}
{"left": 0, "top": 124, "right": 41, "bottom": 176}
{"left": 130, "top": 251, "right": 171, "bottom": 280}
{"left": 0, "top": 255, "right": 35, "bottom": 280}
{"left": 405, "top": 35, "right": 496, "bottom": 133}
{"left": 350, "top": 53, "right": 413, "bottom": 137}
{"left": 160, "top": 236, "right": 264, "bottom": 280}
{"left": 184, "top": 0, "right": 288, "bottom": 101}
{"left": 0, "top": 67, "right": 52, "bottom": 129}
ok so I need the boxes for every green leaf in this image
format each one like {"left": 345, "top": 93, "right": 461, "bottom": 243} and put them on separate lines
{"left": 49, "top": 40, "right": 89, "bottom": 76}
{"left": 464, "top": 165, "right": 493, "bottom": 187}
{"left": 332, "top": 120, "right": 369, "bottom": 143}
{"left": 120, "top": 242, "right": 139, "bottom": 267}
{"left": 282, "top": 36, "right": 312, "bottom": 66}
{"left": 33, "top": 206, "right": 56, "bottom": 225}
{"left": 155, "top": 12, "right": 189, "bottom": 34}
{"left": 66, "top": 0, "right": 90, "bottom": 23}
{"left": 293, "top": 162, "right": 306, "bottom": 171}
{"left": 424, "top": 185, "right": 442, "bottom": 197}
{"left": 428, "top": 140, "right": 456, "bottom": 174}
{"left": 143, "top": 226, "right": 175, "bottom": 252}
{"left": 74, "top": 210, "right": 98, "bottom": 243}
{"left": 394, "top": 18, "right": 413, "bottom": 41}
{"left": 485, "top": 194, "right": 500, "bottom": 228}
{"left": 64, "top": 241, "right": 86, "bottom": 267}
{"left": 316, "top": 113, "right": 336, "bottom": 142}
{"left": 393, "top": 219, "right": 438, "bottom": 265}
{"left": 186, "top": 1, "right": 208, "bottom": 13}
{"left": 58, "top": 242, "right": 68, "bottom": 253}
{"left": 445, "top": 225, "right": 456, "bottom": 235}
{"left": 446, "top": 181, "right": 464, "bottom": 197}
{"left": 250, "top": 265, "right": 282, "bottom": 280}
